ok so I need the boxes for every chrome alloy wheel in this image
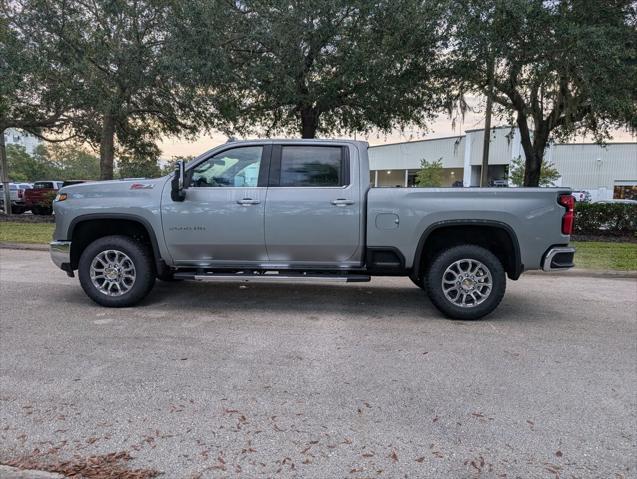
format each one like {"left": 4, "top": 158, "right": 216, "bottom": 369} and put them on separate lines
{"left": 90, "top": 249, "right": 136, "bottom": 296}
{"left": 442, "top": 258, "right": 493, "bottom": 308}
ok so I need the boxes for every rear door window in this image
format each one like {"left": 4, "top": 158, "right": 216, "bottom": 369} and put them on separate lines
{"left": 278, "top": 146, "right": 347, "bottom": 187}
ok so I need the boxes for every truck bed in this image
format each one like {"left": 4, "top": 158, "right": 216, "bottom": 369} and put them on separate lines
{"left": 366, "top": 187, "right": 570, "bottom": 271}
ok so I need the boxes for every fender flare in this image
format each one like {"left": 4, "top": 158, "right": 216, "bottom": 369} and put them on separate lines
{"left": 68, "top": 213, "right": 163, "bottom": 268}
{"left": 411, "top": 219, "right": 523, "bottom": 280}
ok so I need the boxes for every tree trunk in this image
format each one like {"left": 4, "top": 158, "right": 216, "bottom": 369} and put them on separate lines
{"left": 515, "top": 112, "right": 543, "bottom": 187}
{"left": 523, "top": 149, "right": 543, "bottom": 187}
{"left": 481, "top": 56, "right": 495, "bottom": 187}
{"left": 0, "top": 129, "right": 10, "bottom": 214}
{"left": 100, "top": 112, "right": 116, "bottom": 180}
{"left": 299, "top": 107, "right": 319, "bottom": 139}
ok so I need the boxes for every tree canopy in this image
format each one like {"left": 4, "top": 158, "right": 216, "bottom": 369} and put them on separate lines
{"left": 6, "top": 143, "right": 100, "bottom": 182}
{"left": 2, "top": 0, "right": 635, "bottom": 189}
{"left": 174, "top": 0, "right": 449, "bottom": 138}
{"left": 8, "top": 0, "right": 210, "bottom": 180}
{"left": 447, "top": 0, "right": 637, "bottom": 186}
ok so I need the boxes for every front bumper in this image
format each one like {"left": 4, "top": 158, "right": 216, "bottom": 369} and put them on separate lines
{"left": 542, "top": 246, "right": 576, "bottom": 272}
{"left": 50, "top": 241, "right": 73, "bottom": 275}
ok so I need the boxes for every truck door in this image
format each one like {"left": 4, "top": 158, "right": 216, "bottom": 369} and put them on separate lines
{"left": 161, "top": 145, "right": 270, "bottom": 266}
{"left": 264, "top": 144, "right": 363, "bottom": 267}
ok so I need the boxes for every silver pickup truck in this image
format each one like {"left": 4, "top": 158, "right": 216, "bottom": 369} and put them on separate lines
{"left": 50, "top": 139, "right": 575, "bottom": 319}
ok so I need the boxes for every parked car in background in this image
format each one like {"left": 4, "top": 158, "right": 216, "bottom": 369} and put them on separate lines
{"left": 489, "top": 179, "right": 509, "bottom": 187}
{"left": 0, "top": 182, "right": 30, "bottom": 214}
{"left": 571, "top": 190, "right": 592, "bottom": 203}
{"left": 25, "top": 180, "right": 64, "bottom": 215}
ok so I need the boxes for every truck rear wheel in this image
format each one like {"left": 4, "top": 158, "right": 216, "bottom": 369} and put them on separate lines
{"left": 78, "top": 235, "right": 155, "bottom": 307}
{"left": 426, "top": 245, "right": 505, "bottom": 320}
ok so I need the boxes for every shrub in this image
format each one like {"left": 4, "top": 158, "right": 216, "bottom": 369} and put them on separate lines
{"left": 574, "top": 203, "right": 636, "bottom": 237}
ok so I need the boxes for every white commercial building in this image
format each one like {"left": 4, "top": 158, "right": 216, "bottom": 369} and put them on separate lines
{"left": 369, "top": 126, "right": 637, "bottom": 201}
{"left": 3, "top": 128, "right": 42, "bottom": 155}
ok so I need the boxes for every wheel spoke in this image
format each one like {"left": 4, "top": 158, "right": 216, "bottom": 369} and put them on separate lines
{"left": 90, "top": 249, "right": 136, "bottom": 297}
{"left": 442, "top": 258, "right": 493, "bottom": 309}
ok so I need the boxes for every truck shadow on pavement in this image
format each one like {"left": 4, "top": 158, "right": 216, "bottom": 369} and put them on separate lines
{"left": 54, "top": 278, "right": 559, "bottom": 323}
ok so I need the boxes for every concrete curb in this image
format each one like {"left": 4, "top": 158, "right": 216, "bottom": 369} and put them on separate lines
{"left": 0, "top": 242, "right": 48, "bottom": 251}
{"left": 525, "top": 269, "right": 637, "bottom": 279}
{"left": 0, "top": 465, "right": 65, "bottom": 479}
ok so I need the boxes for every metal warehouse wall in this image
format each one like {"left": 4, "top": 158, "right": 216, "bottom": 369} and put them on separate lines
{"left": 369, "top": 135, "right": 465, "bottom": 170}
{"left": 466, "top": 127, "right": 516, "bottom": 166}
{"left": 551, "top": 143, "right": 637, "bottom": 190}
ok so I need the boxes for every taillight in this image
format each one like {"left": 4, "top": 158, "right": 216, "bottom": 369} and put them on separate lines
{"left": 18, "top": 189, "right": 23, "bottom": 198}
{"left": 558, "top": 194, "right": 575, "bottom": 235}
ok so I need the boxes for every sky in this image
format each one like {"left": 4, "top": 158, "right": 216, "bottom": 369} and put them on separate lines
{"left": 157, "top": 105, "right": 636, "bottom": 159}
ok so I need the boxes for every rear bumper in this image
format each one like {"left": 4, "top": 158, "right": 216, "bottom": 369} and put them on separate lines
{"left": 542, "top": 246, "right": 576, "bottom": 272}
{"left": 50, "top": 240, "right": 72, "bottom": 272}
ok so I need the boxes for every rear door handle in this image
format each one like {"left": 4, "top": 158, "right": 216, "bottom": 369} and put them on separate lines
{"left": 331, "top": 198, "right": 354, "bottom": 206}
{"left": 237, "top": 198, "right": 261, "bottom": 205}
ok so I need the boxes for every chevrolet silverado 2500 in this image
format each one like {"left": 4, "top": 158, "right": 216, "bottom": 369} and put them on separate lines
{"left": 50, "top": 139, "right": 575, "bottom": 319}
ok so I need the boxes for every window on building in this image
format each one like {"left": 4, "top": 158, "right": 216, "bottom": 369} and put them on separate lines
{"left": 614, "top": 184, "right": 637, "bottom": 200}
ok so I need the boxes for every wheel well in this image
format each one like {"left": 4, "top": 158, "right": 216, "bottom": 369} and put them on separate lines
{"left": 70, "top": 219, "right": 157, "bottom": 270}
{"left": 416, "top": 225, "right": 521, "bottom": 280}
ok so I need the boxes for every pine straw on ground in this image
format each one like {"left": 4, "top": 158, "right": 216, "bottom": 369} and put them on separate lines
{"left": 2, "top": 451, "right": 160, "bottom": 479}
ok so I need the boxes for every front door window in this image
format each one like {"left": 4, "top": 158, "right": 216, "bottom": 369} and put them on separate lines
{"left": 190, "top": 146, "right": 262, "bottom": 188}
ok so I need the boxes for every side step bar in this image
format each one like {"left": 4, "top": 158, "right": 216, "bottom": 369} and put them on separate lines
{"left": 174, "top": 271, "right": 371, "bottom": 283}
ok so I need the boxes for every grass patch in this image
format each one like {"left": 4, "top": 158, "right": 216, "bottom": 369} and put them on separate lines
{"left": 0, "top": 223, "right": 635, "bottom": 271}
{"left": 572, "top": 241, "right": 637, "bottom": 271}
{"left": 0, "top": 222, "right": 54, "bottom": 244}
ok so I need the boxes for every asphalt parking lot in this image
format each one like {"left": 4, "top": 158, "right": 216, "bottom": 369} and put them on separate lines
{"left": 1, "top": 248, "right": 635, "bottom": 478}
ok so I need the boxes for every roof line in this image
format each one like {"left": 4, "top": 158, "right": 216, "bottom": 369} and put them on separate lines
{"left": 369, "top": 134, "right": 465, "bottom": 148}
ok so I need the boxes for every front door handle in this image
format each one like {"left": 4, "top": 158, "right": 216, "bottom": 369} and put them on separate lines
{"left": 331, "top": 198, "right": 354, "bottom": 206}
{"left": 237, "top": 198, "right": 261, "bottom": 206}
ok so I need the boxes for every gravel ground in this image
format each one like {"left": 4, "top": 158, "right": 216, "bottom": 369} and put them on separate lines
{"left": 1, "top": 249, "right": 636, "bottom": 478}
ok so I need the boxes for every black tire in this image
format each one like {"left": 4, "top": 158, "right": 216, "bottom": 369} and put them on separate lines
{"left": 31, "top": 206, "right": 41, "bottom": 215}
{"left": 426, "top": 245, "right": 506, "bottom": 320}
{"left": 41, "top": 206, "right": 53, "bottom": 215}
{"left": 78, "top": 235, "right": 156, "bottom": 307}
{"left": 10, "top": 205, "right": 25, "bottom": 214}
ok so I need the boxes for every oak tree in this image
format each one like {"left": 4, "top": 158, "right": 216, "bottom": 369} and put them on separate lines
{"left": 448, "top": 0, "right": 636, "bottom": 186}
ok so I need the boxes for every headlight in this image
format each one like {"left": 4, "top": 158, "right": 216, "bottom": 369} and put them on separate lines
{"left": 54, "top": 193, "right": 68, "bottom": 202}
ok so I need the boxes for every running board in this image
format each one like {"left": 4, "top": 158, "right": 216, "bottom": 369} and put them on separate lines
{"left": 174, "top": 271, "right": 370, "bottom": 283}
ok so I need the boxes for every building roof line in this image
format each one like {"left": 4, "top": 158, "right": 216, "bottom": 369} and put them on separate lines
{"left": 369, "top": 134, "right": 465, "bottom": 148}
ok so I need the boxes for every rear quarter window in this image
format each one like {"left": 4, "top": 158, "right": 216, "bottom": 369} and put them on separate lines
{"left": 34, "top": 182, "right": 54, "bottom": 189}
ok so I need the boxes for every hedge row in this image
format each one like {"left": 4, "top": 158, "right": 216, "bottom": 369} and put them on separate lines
{"left": 574, "top": 203, "right": 636, "bottom": 237}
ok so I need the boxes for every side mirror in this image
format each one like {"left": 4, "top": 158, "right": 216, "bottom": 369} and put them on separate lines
{"left": 171, "top": 160, "right": 187, "bottom": 202}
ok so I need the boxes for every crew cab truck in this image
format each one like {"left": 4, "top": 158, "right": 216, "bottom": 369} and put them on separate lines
{"left": 50, "top": 139, "right": 575, "bottom": 320}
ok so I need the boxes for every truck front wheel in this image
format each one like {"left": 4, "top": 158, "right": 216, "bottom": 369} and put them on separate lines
{"left": 78, "top": 235, "right": 156, "bottom": 307}
{"left": 426, "top": 245, "right": 506, "bottom": 320}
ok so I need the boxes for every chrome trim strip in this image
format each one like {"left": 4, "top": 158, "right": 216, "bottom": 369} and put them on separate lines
{"left": 50, "top": 240, "right": 71, "bottom": 268}
{"left": 542, "top": 247, "right": 576, "bottom": 272}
